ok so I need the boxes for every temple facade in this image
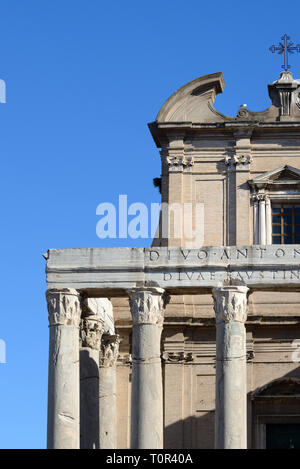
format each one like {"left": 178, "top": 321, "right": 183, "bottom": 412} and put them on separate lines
{"left": 45, "top": 71, "right": 300, "bottom": 449}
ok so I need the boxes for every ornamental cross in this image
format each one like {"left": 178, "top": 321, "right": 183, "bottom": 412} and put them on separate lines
{"left": 269, "top": 34, "right": 300, "bottom": 71}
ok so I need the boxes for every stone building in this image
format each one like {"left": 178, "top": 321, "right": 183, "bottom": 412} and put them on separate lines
{"left": 45, "top": 71, "right": 300, "bottom": 449}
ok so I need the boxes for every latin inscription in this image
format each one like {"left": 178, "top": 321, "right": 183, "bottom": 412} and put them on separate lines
{"left": 148, "top": 247, "right": 300, "bottom": 262}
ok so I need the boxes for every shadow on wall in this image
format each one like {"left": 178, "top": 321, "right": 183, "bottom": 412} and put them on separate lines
{"left": 164, "top": 367, "right": 300, "bottom": 449}
{"left": 164, "top": 412, "right": 215, "bottom": 449}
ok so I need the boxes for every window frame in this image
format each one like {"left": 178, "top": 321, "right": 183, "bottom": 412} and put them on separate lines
{"left": 272, "top": 202, "right": 300, "bottom": 245}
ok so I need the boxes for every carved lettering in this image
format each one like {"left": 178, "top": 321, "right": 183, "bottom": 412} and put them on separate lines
{"left": 237, "top": 248, "right": 248, "bottom": 259}
{"left": 221, "top": 249, "right": 230, "bottom": 260}
{"left": 256, "top": 247, "right": 266, "bottom": 258}
{"left": 291, "top": 271, "right": 300, "bottom": 279}
{"left": 186, "top": 272, "right": 194, "bottom": 280}
{"left": 197, "top": 249, "right": 208, "bottom": 260}
{"left": 149, "top": 250, "right": 159, "bottom": 261}
{"left": 181, "top": 249, "right": 191, "bottom": 260}
{"left": 275, "top": 248, "right": 285, "bottom": 258}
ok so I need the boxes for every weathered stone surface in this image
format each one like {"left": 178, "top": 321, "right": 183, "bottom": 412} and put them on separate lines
{"left": 46, "top": 245, "right": 300, "bottom": 291}
{"left": 128, "top": 288, "right": 165, "bottom": 449}
{"left": 213, "top": 286, "right": 248, "bottom": 449}
{"left": 99, "top": 334, "right": 120, "bottom": 449}
{"left": 46, "top": 288, "right": 81, "bottom": 449}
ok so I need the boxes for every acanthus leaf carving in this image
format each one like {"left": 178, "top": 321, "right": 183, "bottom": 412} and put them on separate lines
{"left": 100, "top": 334, "right": 120, "bottom": 368}
{"left": 212, "top": 287, "right": 249, "bottom": 323}
{"left": 80, "top": 316, "right": 104, "bottom": 350}
{"left": 127, "top": 288, "right": 166, "bottom": 326}
{"left": 46, "top": 289, "right": 81, "bottom": 327}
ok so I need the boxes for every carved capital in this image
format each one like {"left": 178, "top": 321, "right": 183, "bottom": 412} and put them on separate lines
{"left": 100, "top": 334, "right": 120, "bottom": 367}
{"left": 80, "top": 316, "right": 104, "bottom": 350}
{"left": 225, "top": 154, "right": 252, "bottom": 167}
{"left": 127, "top": 287, "right": 165, "bottom": 326}
{"left": 212, "top": 286, "right": 249, "bottom": 323}
{"left": 46, "top": 288, "right": 81, "bottom": 327}
{"left": 161, "top": 149, "right": 194, "bottom": 171}
{"left": 162, "top": 352, "right": 194, "bottom": 363}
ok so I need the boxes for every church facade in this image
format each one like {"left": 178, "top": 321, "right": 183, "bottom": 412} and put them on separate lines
{"left": 45, "top": 70, "right": 300, "bottom": 449}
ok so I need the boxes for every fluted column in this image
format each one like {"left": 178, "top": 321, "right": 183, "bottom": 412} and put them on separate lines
{"left": 79, "top": 305, "right": 103, "bottom": 449}
{"left": 258, "top": 195, "right": 266, "bottom": 244}
{"left": 99, "top": 333, "right": 120, "bottom": 448}
{"left": 252, "top": 195, "right": 259, "bottom": 244}
{"left": 128, "top": 287, "right": 165, "bottom": 449}
{"left": 212, "top": 285, "right": 249, "bottom": 449}
{"left": 265, "top": 196, "right": 272, "bottom": 245}
{"left": 46, "top": 288, "right": 81, "bottom": 449}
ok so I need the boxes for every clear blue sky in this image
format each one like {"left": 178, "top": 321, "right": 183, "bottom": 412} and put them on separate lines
{"left": 0, "top": 0, "right": 299, "bottom": 449}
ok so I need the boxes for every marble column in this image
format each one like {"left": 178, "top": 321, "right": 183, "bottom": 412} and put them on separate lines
{"left": 99, "top": 333, "right": 120, "bottom": 448}
{"left": 128, "top": 287, "right": 165, "bottom": 449}
{"left": 79, "top": 305, "right": 103, "bottom": 449}
{"left": 258, "top": 195, "right": 266, "bottom": 244}
{"left": 253, "top": 196, "right": 259, "bottom": 244}
{"left": 46, "top": 288, "right": 81, "bottom": 449}
{"left": 212, "top": 285, "right": 249, "bottom": 449}
{"left": 265, "top": 196, "right": 272, "bottom": 245}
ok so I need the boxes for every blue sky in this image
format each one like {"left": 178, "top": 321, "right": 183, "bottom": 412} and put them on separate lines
{"left": 0, "top": 0, "right": 299, "bottom": 448}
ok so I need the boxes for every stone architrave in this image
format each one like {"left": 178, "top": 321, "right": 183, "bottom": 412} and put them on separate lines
{"left": 212, "top": 285, "right": 249, "bottom": 449}
{"left": 99, "top": 333, "right": 120, "bottom": 449}
{"left": 127, "top": 287, "right": 165, "bottom": 449}
{"left": 46, "top": 288, "right": 81, "bottom": 449}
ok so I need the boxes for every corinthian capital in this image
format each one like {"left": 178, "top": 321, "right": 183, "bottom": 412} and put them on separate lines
{"left": 127, "top": 287, "right": 165, "bottom": 326}
{"left": 46, "top": 288, "right": 81, "bottom": 327}
{"left": 80, "top": 316, "right": 104, "bottom": 350}
{"left": 100, "top": 334, "right": 120, "bottom": 367}
{"left": 212, "top": 286, "right": 249, "bottom": 323}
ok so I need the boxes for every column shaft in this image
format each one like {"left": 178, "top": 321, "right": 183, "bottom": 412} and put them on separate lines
{"left": 259, "top": 198, "right": 266, "bottom": 244}
{"left": 253, "top": 199, "right": 259, "bottom": 244}
{"left": 99, "top": 334, "right": 119, "bottom": 448}
{"left": 128, "top": 287, "right": 165, "bottom": 449}
{"left": 213, "top": 285, "right": 249, "bottom": 449}
{"left": 80, "top": 314, "right": 103, "bottom": 449}
{"left": 46, "top": 289, "right": 81, "bottom": 449}
{"left": 265, "top": 197, "right": 272, "bottom": 245}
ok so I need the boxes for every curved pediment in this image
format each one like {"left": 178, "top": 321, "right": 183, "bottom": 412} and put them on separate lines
{"left": 252, "top": 378, "right": 300, "bottom": 398}
{"left": 156, "top": 72, "right": 227, "bottom": 123}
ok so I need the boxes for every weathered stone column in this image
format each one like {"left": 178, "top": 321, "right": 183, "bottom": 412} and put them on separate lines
{"left": 128, "top": 287, "right": 165, "bottom": 449}
{"left": 46, "top": 288, "right": 81, "bottom": 449}
{"left": 79, "top": 301, "right": 103, "bottom": 449}
{"left": 265, "top": 196, "right": 272, "bottom": 245}
{"left": 99, "top": 333, "right": 120, "bottom": 448}
{"left": 258, "top": 195, "right": 266, "bottom": 244}
{"left": 212, "top": 285, "right": 249, "bottom": 449}
{"left": 252, "top": 195, "right": 259, "bottom": 244}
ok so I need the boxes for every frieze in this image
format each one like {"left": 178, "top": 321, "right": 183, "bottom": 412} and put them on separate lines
{"left": 46, "top": 246, "right": 300, "bottom": 291}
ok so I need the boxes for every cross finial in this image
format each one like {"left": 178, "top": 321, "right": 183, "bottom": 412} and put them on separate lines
{"left": 269, "top": 34, "right": 300, "bottom": 71}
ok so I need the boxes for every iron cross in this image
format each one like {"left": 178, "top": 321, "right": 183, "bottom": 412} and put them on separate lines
{"left": 269, "top": 34, "right": 300, "bottom": 71}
